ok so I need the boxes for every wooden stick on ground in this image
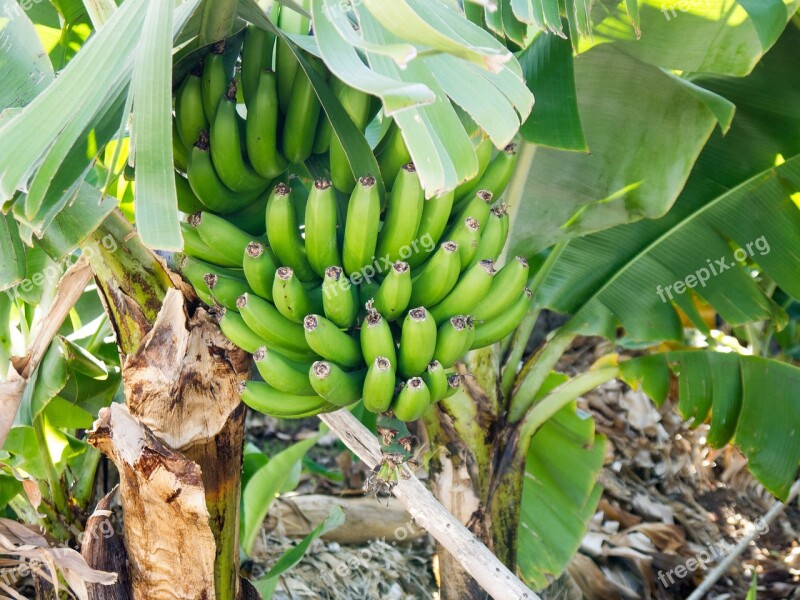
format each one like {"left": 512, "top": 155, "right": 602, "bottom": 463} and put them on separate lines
{"left": 319, "top": 410, "right": 539, "bottom": 600}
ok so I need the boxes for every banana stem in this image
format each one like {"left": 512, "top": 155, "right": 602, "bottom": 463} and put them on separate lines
{"left": 198, "top": 0, "right": 238, "bottom": 46}
{"left": 517, "top": 366, "right": 619, "bottom": 449}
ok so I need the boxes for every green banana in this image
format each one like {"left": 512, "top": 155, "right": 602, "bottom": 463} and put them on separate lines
{"left": 406, "top": 191, "right": 454, "bottom": 268}
{"left": 309, "top": 361, "right": 365, "bottom": 407}
{"left": 471, "top": 288, "right": 532, "bottom": 349}
{"left": 303, "top": 314, "right": 362, "bottom": 368}
{"left": 282, "top": 56, "right": 323, "bottom": 164}
{"left": 330, "top": 80, "right": 374, "bottom": 193}
{"left": 459, "top": 142, "right": 518, "bottom": 203}
{"left": 190, "top": 212, "right": 253, "bottom": 267}
{"left": 443, "top": 373, "right": 463, "bottom": 400}
{"left": 273, "top": 266, "right": 322, "bottom": 323}
{"left": 275, "top": 0, "right": 311, "bottom": 111}
{"left": 187, "top": 132, "right": 262, "bottom": 213}
{"left": 422, "top": 360, "right": 447, "bottom": 403}
{"left": 175, "top": 172, "right": 205, "bottom": 214}
{"left": 246, "top": 70, "right": 289, "bottom": 179}
{"left": 265, "top": 183, "right": 316, "bottom": 281}
{"left": 224, "top": 192, "right": 269, "bottom": 237}
{"left": 179, "top": 257, "right": 213, "bottom": 300}
{"left": 175, "top": 66, "right": 208, "bottom": 149}
{"left": 363, "top": 356, "right": 396, "bottom": 414}
{"left": 373, "top": 261, "right": 412, "bottom": 322}
{"left": 342, "top": 176, "right": 380, "bottom": 277}
{"left": 253, "top": 346, "right": 316, "bottom": 396}
{"left": 201, "top": 45, "right": 229, "bottom": 121}
{"left": 429, "top": 259, "right": 496, "bottom": 324}
{"left": 453, "top": 189, "right": 493, "bottom": 229}
{"left": 210, "top": 83, "right": 269, "bottom": 192}
{"left": 181, "top": 255, "right": 243, "bottom": 284}
{"left": 446, "top": 217, "right": 481, "bottom": 270}
{"left": 454, "top": 135, "right": 493, "bottom": 201}
{"left": 358, "top": 281, "right": 380, "bottom": 310}
{"left": 173, "top": 120, "right": 189, "bottom": 172}
{"left": 376, "top": 164, "right": 424, "bottom": 263}
{"left": 376, "top": 122, "right": 410, "bottom": 188}
{"left": 181, "top": 221, "right": 238, "bottom": 267}
{"left": 238, "top": 293, "right": 313, "bottom": 354}
{"left": 206, "top": 273, "right": 251, "bottom": 310}
{"left": 322, "top": 266, "right": 358, "bottom": 328}
{"left": 433, "top": 315, "right": 472, "bottom": 368}
{"left": 216, "top": 308, "right": 268, "bottom": 353}
{"left": 304, "top": 179, "right": 341, "bottom": 277}
{"left": 472, "top": 204, "right": 509, "bottom": 265}
{"left": 360, "top": 303, "right": 397, "bottom": 367}
{"left": 241, "top": 24, "right": 275, "bottom": 107}
{"left": 409, "top": 241, "right": 460, "bottom": 308}
{"left": 239, "top": 381, "right": 333, "bottom": 419}
{"left": 392, "top": 377, "right": 431, "bottom": 422}
{"left": 243, "top": 242, "right": 278, "bottom": 301}
{"left": 398, "top": 307, "right": 437, "bottom": 377}
{"left": 472, "top": 256, "right": 529, "bottom": 322}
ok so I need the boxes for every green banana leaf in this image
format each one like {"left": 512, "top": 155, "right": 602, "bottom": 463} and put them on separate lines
{"left": 518, "top": 373, "right": 606, "bottom": 589}
{"left": 620, "top": 351, "right": 800, "bottom": 500}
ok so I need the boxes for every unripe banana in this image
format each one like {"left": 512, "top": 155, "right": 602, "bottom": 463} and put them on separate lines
{"left": 398, "top": 307, "right": 437, "bottom": 377}
{"left": 238, "top": 293, "right": 313, "bottom": 354}
{"left": 239, "top": 381, "right": 333, "bottom": 419}
{"left": 454, "top": 135, "right": 493, "bottom": 201}
{"left": 392, "top": 377, "right": 431, "bottom": 422}
{"left": 175, "top": 172, "right": 205, "bottom": 215}
{"left": 342, "top": 176, "right": 380, "bottom": 277}
{"left": 433, "top": 315, "right": 472, "bottom": 368}
{"left": 181, "top": 221, "right": 238, "bottom": 267}
{"left": 472, "top": 256, "right": 529, "bottom": 322}
{"left": 179, "top": 257, "right": 213, "bottom": 301}
{"left": 242, "top": 242, "right": 278, "bottom": 300}
{"left": 189, "top": 212, "right": 253, "bottom": 267}
{"left": 443, "top": 373, "right": 463, "bottom": 400}
{"left": 187, "top": 132, "right": 262, "bottom": 213}
{"left": 360, "top": 303, "right": 397, "bottom": 367}
{"left": 429, "top": 259, "right": 496, "bottom": 324}
{"left": 282, "top": 56, "right": 323, "bottom": 164}
{"left": 216, "top": 308, "right": 268, "bottom": 353}
{"left": 330, "top": 80, "right": 374, "bottom": 193}
{"left": 376, "top": 164, "right": 424, "bottom": 263}
{"left": 472, "top": 204, "right": 509, "bottom": 265}
{"left": 422, "top": 360, "right": 447, "bottom": 403}
{"left": 373, "top": 261, "right": 411, "bottom": 322}
{"left": 406, "top": 191, "right": 454, "bottom": 268}
{"left": 175, "top": 67, "right": 208, "bottom": 149}
{"left": 253, "top": 346, "right": 316, "bottom": 396}
{"left": 224, "top": 192, "right": 269, "bottom": 237}
{"left": 266, "top": 182, "right": 316, "bottom": 281}
{"left": 275, "top": 1, "right": 311, "bottom": 111}
{"left": 358, "top": 282, "right": 380, "bottom": 310}
{"left": 210, "top": 83, "right": 269, "bottom": 192}
{"left": 173, "top": 120, "right": 189, "bottom": 172}
{"left": 446, "top": 217, "right": 481, "bottom": 270}
{"left": 181, "top": 255, "right": 243, "bottom": 284}
{"left": 322, "top": 266, "right": 358, "bottom": 328}
{"left": 273, "top": 266, "right": 322, "bottom": 323}
{"left": 409, "top": 241, "right": 460, "bottom": 308}
{"left": 363, "top": 356, "right": 396, "bottom": 414}
{"left": 241, "top": 24, "right": 275, "bottom": 107}
{"left": 201, "top": 45, "right": 229, "bottom": 121}
{"left": 304, "top": 179, "right": 341, "bottom": 277}
{"left": 453, "top": 189, "right": 493, "bottom": 230}
{"left": 205, "top": 273, "right": 252, "bottom": 310}
{"left": 309, "top": 361, "right": 365, "bottom": 407}
{"left": 246, "top": 70, "right": 289, "bottom": 179}
{"left": 459, "top": 142, "right": 518, "bottom": 204}
{"left": 471, "top": 288, "right": 532, "bottom": 349}
{"left": 303, "top": 314, "right": 362, "bottom": 368}
{"left": 376, "top": 122, "right": 410, "bottom": 188}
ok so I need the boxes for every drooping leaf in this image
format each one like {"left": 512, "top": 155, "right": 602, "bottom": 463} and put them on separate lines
{"left": 621, "top": 351, "right": 800, "bottom": 499}
{"left": 241, "top": 435, "right": 320, "bottom": 554}
{"left": 0, "top": 213, "right": 27, "bottom": 292}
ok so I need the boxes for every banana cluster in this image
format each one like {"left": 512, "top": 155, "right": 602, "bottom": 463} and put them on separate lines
{"left": 173, "top": 26, "right": 530, "bottom": 422}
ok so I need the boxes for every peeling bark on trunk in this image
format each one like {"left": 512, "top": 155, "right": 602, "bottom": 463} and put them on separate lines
{"left": 89, "top": 403, "right": 218, "bottom": 598}
{"left": 82, "top": 491, "right": 132, "bottom": 600}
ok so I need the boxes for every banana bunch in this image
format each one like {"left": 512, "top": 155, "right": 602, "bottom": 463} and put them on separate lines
{"left": 171, "top": 22, "right": 530, "bottom": 425}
